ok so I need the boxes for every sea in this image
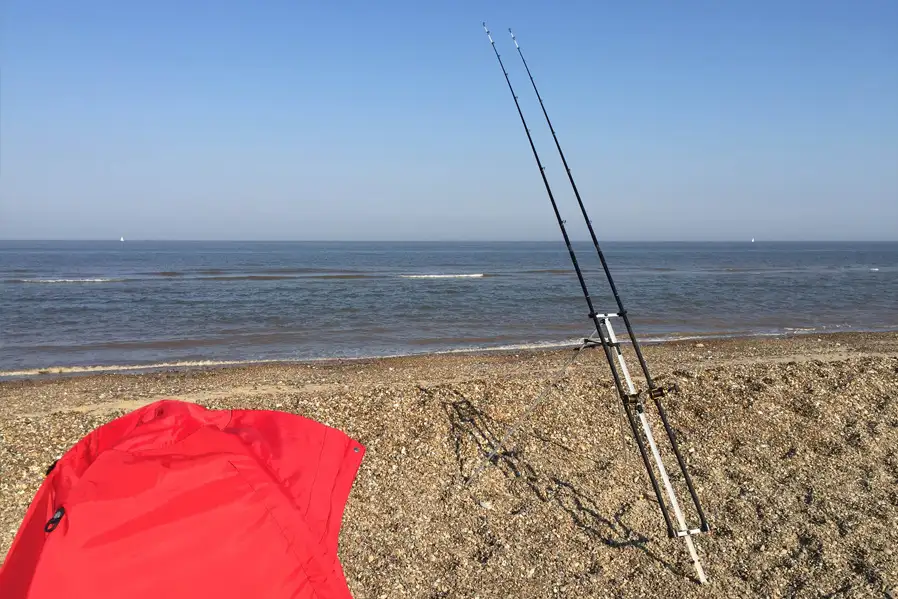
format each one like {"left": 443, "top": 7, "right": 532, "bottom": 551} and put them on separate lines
{"left": 1, "top": 241, "right": 895, "bottom": 374}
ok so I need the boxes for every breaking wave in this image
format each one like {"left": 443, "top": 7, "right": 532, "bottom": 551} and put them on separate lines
{"left": 9, "top": 278, "right": 122, "bottom": 284}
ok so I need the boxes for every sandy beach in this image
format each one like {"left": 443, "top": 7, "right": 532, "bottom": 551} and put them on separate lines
{"left": 1, "top": 332, "right": 896, "bottom": 597}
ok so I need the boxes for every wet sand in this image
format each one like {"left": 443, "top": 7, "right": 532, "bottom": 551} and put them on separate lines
{"left": 1, "top": 332, "right": 897, "bottom": 597}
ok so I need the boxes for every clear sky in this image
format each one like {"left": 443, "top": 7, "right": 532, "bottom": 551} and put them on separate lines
{"left": 1, "top": 1, "right": 896, "bottom": 241}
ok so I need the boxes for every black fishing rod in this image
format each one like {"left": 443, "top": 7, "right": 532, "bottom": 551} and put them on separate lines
{"left": 481, "top": 28, "right": 714, "bottom": 578}
{"left": 507, "top": 28, "right": 709, "bottom": 533}
{"left": 481, "top": 22, "right": 675, "bottom": 536}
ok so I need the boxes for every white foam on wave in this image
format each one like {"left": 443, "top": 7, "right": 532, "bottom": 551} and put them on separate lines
{"left": 399, "top": 273, "right": 485, "bottom": 279}
{"left": 0, "top": 359, "right": 282, "bottom": 378}
{"left": 18, "top": 278, "right": 121, "bottom": 284}
{"left": 439, "top": 337, "right": 590, "bottom": 354}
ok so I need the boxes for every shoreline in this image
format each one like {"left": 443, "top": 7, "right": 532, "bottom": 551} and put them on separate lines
{"left": 2, "top": 331, "right": 896, "bottom": 596}
{"left": 3, "top": 328, "right": 896, "bottom": 381}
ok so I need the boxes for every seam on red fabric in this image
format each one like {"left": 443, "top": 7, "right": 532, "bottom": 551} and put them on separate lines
{"left": 317, "top": 451, "right": 343, "bottom": 547}
{"left": 226, "top": 461, "right": 323, "bottom": 599}
{"left": 222, "top": 409, "right": 234, "bottom": 431}
{"left": 114, "top": 402, "right": 193, "bottom": 454}
{"left": 224, "top": 414, "right": 308, "bottom": 515}
{"left": 119, "top": 402, "right": 229, "bottom": 454}
{"left": 303, "top": 428, "right": 329, "bottom": 518}
{"left": 121, "top": 407, "right": 148, "bottom": 444}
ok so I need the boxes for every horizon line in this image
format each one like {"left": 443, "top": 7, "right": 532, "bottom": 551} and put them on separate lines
{"left": 1, "top": 238, "right": 897, "bottom": 244}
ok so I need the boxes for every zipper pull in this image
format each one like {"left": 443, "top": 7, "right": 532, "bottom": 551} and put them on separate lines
{"left": 45, "top": 507, "right": 65, "bottom": 533}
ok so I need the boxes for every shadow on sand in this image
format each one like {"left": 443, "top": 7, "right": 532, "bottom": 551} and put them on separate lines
{"left": 441, "top": 392, "right": 693, "bottom": 582}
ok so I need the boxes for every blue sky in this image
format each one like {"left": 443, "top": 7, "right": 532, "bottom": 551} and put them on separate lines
{"left": 2, "top": 1, "right": 896, "bottom": 241}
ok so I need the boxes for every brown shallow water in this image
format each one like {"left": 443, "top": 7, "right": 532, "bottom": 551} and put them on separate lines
{"left": 1, "top": 332, "right": 897, "bottom": 597}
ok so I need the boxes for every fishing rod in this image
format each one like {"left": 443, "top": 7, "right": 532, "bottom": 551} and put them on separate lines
{"left": 508, "top": 28, "right": 710, "bottom": 535}
{"left": 480, "top": 21, "right": 674, "bottom": 533}
{"left": 482, "top": 23, "right": 709, "bottom": 583}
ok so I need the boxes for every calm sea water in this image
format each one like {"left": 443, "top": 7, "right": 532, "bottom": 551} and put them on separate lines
{"left": 1, "top": 241, "right": 895, "bottom": 372}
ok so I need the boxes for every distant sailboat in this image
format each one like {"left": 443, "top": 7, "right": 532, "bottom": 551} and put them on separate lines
{"left": 120, "top": 236, "right": 125, "bottom": 242}
{"left": 751, "top": 238, "right": 755, "bottom": 243}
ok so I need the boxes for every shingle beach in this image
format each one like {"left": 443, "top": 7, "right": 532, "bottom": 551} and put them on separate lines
{"left": 2, "top": 332, "right": 897, "bottom": 597}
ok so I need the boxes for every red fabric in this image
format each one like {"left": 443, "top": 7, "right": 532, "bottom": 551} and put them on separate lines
{"left": 0, "top": 400, "right": 365, "bottom": 599}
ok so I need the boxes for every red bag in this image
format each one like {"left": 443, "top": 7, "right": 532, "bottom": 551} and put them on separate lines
{"left": 0, "top": 400, "right": 365, "bottom": 598}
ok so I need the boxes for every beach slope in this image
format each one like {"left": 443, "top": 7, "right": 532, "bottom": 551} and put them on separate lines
{"left": 1, "top": 332, "right": 896, "bottom": 597}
